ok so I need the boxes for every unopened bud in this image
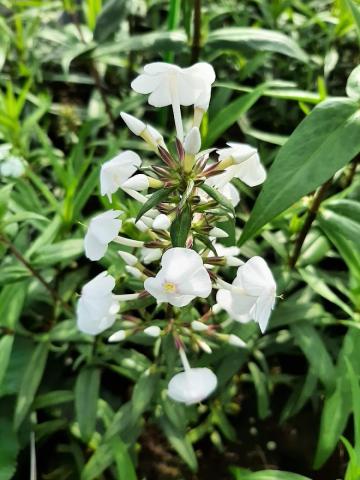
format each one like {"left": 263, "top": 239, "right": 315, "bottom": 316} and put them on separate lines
{"left": 122, "top": 174, "right": 149, "bottom": 191}
{"left": 184, "top": 127, "right": 201, "bottom": 155}
{"left": 120, "top": 112, "right": 146, "bottom": 135}
{"left": 197, "top": 339, "right": 212, "bottom": 354}
{"left": 146, "top": 124, "right": 163, "bottom": 144}
{"left": 209, "top": 227, "right": 229, "bottom": 238}
{"left": 135, "top": 219, "right": 149, "bottom": 232}
{"left": 225, "top": 256, "right": 243, "bottom": 267}
{"left": 142, "top": 247, "right": 162, "bottom": 264}
{"left": 191, "top": 320, "right": 208, "bottom": 332}
{"left": 118, "top": 250, "right": 138, "bottom": 266}
{"left": 141, "top": 216, "right": 154, "bottom": 228}
{"left": 152, "top": 214, "right": 171, "bottom": 230}
{"left": 108, "top": 330, "right": 127, "bottom": 343}
{"left": 144, "top": 326, "right": 161, "bottom": 337}
{"left": 228, "top": 334, "right": 246, "bottom": 348}
{"left": 125, "top": 265, "right": 144, "bottom": 279}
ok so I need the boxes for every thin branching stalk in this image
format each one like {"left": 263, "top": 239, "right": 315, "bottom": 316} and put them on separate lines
{"left": 288, "top": 178, "right": 332, "bottom": 268}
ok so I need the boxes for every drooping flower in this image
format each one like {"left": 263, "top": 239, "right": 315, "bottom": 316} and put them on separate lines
{"left": 77, "top": 272, "right": 120, "bottom": 335}
{"left": 84, "top": 210, "right": 122, "bottom": 261}
{"left": 216, "top": 256, "right": 276, "bottom": 332}
{"left": 144, "top": 247, "right": 212, "bottom": 307}
{"left": 131, "top": 62, "right": 215, "bottom": 140}
{"left": 100, "top": 150, "right": 141, "bottom": 201}
{"left": 168, "top": 349, "right": 217, "bottom": 404}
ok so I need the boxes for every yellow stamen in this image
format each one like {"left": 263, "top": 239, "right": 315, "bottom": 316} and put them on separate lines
{"left": 163, "top": 282, "right": 176, "bottom": 293}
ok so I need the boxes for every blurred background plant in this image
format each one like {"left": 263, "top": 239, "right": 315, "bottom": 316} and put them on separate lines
{"left": 0, "top": 0, "right": 360, "bottom": 479}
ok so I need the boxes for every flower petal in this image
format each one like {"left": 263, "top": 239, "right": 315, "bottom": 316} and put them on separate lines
{"left": 168, "top": 367, "right": 217, "bottom": 404}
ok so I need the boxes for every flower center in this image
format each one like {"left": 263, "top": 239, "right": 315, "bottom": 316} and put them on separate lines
{"left": 163, "top": 281, "right": 177, "bottom": 293}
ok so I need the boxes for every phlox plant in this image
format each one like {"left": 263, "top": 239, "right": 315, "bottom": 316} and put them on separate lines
{"left": 78, "top": 62, "right": 277, "bottom": 405}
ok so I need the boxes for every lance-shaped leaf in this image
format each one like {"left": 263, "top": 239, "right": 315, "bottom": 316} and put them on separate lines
{"left": 135, "top": 187, "right": 174, "bottom": 222}
{"left": 170, "top": 203, "right": 192, "bottom": 247}
{"left": 75, "top": 367, "right": 101, "bottom": 443}
{"left": 240, "top": 98, "right": 360, "bottom": 245}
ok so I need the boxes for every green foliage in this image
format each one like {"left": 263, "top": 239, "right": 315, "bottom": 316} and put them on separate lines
{"left": 0, "top": 0, "right": 359, "bottom": 478}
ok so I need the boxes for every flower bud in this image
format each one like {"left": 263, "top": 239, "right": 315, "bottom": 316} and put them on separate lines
{"left": 108, "top": 330, "right": 127, "bottom": 342}
{"left": 125, "top": 265, "right": 144, "bottom": 279}
{"left": 118, "top": 250, "right": 138, "bottom": 266}
{"left": 191, "top": 320, "right": 208, "bottom": 332}
{"left": 152, "top": 214, "right": 171, "bottom": 230}
{"left": 141, "top": 216, "right": 154, "bottom": 228}
{"left": 197, "top": 339, "right": 212, "bottom": 354}
{"left": 121, "top": 174, "right": 149, "bottom": 191}
{"left": 146, "top": 124, "right": 164, "bottom": 144}
{"left": 184, "top": 127, "right": 201, "bottom": 155}
{"left": 228, "top": 334, "right": 246, "bottom": 348}
{"left": 141, "top": 247, "right": 162, "bottom": 264}
{"left": 225, "top": 256, "right": 243, "bottom": 267}
{"left": 209, "top": 227, "right": 229, "bottom": 238}
{"left": 135, "top": 219, "right": 149, "bottom": 232}
{"left": 120, "top": 112, "right": 146, "bottom": 135}
{"left": 144, "top": 325, "right": 161, "bottom": 337}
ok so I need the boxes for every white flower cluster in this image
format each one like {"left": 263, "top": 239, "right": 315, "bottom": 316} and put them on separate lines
{"left": 77, "top": 62, "right": 277, "bottom": 406}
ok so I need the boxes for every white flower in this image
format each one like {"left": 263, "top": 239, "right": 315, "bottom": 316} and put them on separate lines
{"left": 84, "top": 210, "right": 122, "bottom": 261}
{"left": 77, "top": 272, "right": 119, "bottom": 335}
{"left": 168, "top": 368, "right": 217, "bottom": 404}
{"left": 144, "top": 326, "right": 161, "bottom": 337}
{"left": 144, "top": 247, "right": 212, "bottom": 307}
{"left": 215, "top": 143, "right": 266, "bottom": 187}
{"left": 131, "top": 62, "right": 215, "bottom": 139}
{"left": 216, "top": 256, "right": 276, "bottom": 332}
{"left": 100, "top": 150, "right": 141, "bottom": 201}
{"left": 0, "top": 155, "right": 25, "bottom": 178}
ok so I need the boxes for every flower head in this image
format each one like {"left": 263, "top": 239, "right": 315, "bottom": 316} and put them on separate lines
{"left": 131, "top": 62, "right": 215, "bottom": 139}
{"left": 168, "top": 368, "right": 217, "bottom": 405}
{"left": 144, "top": 247, "right": 212, "bottom": 307}
{"left": 77, "top": 272, "right": 119, "bottom": 335}
{"left": 84, "top": 210, "right": 122, "bottom": 261}
{"left": 100, "top": 150, "right": 141, "bottom": 201}
{"left": 217, "top": 256, "right": 276, "bottom": 332}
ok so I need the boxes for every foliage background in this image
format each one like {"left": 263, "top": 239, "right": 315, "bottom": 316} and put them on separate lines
{"left": 0, "top": 0, "right": 360, "bottom": 479}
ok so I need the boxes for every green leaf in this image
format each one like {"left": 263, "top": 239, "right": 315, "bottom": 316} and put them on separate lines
{"left": 32, "top": 239, "right": 84, "bottom": 267}
{"left": 240, "top": 98, "right": 360, "bottom": 245}
{"left": 320, "top": 208, "right": 360, "bottom": 250}
{"left": 0, "top": 417, "right": 19, "bottom": 480}
{"left": 0, "top": 184, "right": 13, "bottom": 221}
{"left": 346, "top": 0, "right": 360, "bottom": 44}
{"left": 290, "top": 323, "right": 336, "bottom": 390}
{"left": 206, "top": 27, "right": 308, "bottom": 62}
{"left": 170, "top": 203, "right": 191, "bottom": 247}
{"left": 75, "top": 367, "right": 101, "bottom": 443}
{"left": 94, "top": 0, "right": 128, "bottom": 42}
{"left": 346, "top": 65, "right": 360, "bottom": 100}
{"left": 0, "top": 281, "right": 28, "bottom": 329}
{"left": 199, "top": 184, "right": 235, "bottom": 216}
{"left": 0, "top": 336, "right": 14, "bottom": 390}
{"left": 14, "top": 342, "right": 49, "bottom": 430}
{"left": 205, "top": 85, "right": 267, "bottom": 147}
{"left": 159, "top": 416, "right": 198, "bottom": 472}
{"left": 135, "top": 188, "right": 174, "bottom": 223}
{"left": 314, "top": 329, "right": 360, "bottom": 468}
{"left": 230, "top": 468, "right": 312, "bottom": 480}
{"left": 111, "top": 437, "right": 137, "bottom": 480}
{"left": 248, "top": 362, "right": 270, "bottom": 419}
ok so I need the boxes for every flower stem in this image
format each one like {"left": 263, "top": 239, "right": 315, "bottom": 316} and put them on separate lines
{"left": 191, "top": 0, "right": 202, "bottom": 63}
{"left": 179, "top": 348, "right": 191, "bottom": 372}
{"left": 288, "top": 178, "right": 332, "bottom": 269}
